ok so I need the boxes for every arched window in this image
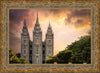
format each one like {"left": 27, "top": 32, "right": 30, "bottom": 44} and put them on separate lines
{"left": 36, "top": 38, "right": 39, "bottom": 44}
{"left": 48, "top": 40, "right": 51, "bottom": 43}
{"left": 24, "top": 40, "right": 26, "bottom": 43}
{"left": 37, "top": 46, "right": 38, "bottom": 54}
{"left": 36, "top": 56, "right": 39, "bottom": 63}
{"left": 24, "top": 45, "right": 27, "bottom": 49}
{"left": 24, "top": 50, "right": 26, "bottom": 54}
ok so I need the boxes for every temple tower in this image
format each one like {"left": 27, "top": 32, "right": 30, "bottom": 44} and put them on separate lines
{"left": 32, "top": 12, "right": 42, "bottom": 64}
{"left": 45, "top": 22, "right": 54, "bottom": 59}
{"left": 21, "top": 20, "right": 30, "bottom": 61}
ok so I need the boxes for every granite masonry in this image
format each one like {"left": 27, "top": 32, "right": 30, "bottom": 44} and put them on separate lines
{"left": 21, "top": 12, "right": 54, "bottom": 64}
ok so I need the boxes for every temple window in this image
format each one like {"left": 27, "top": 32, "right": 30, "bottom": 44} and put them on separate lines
{"left": 24, "top": 50, "right": 26, "bottom": 54}
{"left": 24, "top": 45, "right": 27, "bottom": 49}
{"left": 48, "top": 40, "right": 51, "bottom": 43}
{"left": 36, "top": 56, "right": 39, "bottom": 63}
{"left": 37, "top": 46, "right": 38, "bottom": 54}
{"left": 24, "top": 40, "right": 26, "bottom": 43}
{"left": 36, "top": 38, "right": 39, "bottom": 44}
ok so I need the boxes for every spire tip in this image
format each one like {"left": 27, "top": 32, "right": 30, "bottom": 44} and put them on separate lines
{"left": 24, "top": 19, "right": 26, "bottom": 26}
{"left": 36, "top": 11, "right": 39, "bottom": 24}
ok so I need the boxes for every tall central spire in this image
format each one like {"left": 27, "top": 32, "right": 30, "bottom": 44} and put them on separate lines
{"left": 48, "top": 21, "right": 52, "bottom": 29}
{"left": 34, "top": 11, "right": 41, "bottom": 32}
{"left": 24, "top": 19, "right": 26, "bottom": 26}
{"left": 36, "top": 11, "right": 39, "bottom": 24}
{"left": 49, "top": 21, "right": 51, "bottom": 28}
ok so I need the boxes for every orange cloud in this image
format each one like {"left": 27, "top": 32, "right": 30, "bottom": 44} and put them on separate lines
{"left": 10, "top": 9, "right": 91, "bottom": 55}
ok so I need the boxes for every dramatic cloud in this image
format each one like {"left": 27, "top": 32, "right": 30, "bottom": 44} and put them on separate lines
{"left": 10, "top": 31, "right": 21, "bottom": 53}
{"left": 9, "top": 9, "right": 91, "bottom": 55}
{"left": 71, "top": 9, "right": 90, "bottom": 17}
{"left": 9, "top": 9, "right": 34, "bottom": 53}
{"left": 65, "top": 9, "right": 91, "bottom": 29}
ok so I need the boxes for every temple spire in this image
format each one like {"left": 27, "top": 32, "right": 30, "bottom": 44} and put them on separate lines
{"left": 34, "top": 11, "right": 41, "bottom": 32}
{"left": 24, "top": 19, "right": 26, "bottom": 26}
{"left": 46, "top": 21, "right": 53, "bottom": 34}
{"left": 36, "top": 11, "right": 39, "bottom": 24}
{"left": 22, "top": 19, "right": 29, "bottom": 34}
{"left": 48, "top": 21, "right": 51, "bottom": 29}
{"left": 49, "top": 21, "right": 50, "bottom": 27}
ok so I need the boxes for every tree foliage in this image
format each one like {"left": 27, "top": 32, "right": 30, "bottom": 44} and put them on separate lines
{"left": 45, "top": 35, "right": 91, "bottom": 64}
{"left": 16, "top": 53, "right": 21, "bottom": 58}
{"left": 9, "top": 49, "right": 29, "bottom": 64}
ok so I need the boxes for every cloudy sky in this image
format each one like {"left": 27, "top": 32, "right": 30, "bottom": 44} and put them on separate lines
{"left": 9, "top": 9, "right": 91, "bottom": 55}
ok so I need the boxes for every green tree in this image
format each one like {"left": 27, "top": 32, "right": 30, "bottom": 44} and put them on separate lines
{"left": 9, "top": 48, "right": 29, "bottom": 64}
{"left": 16, "top": 53, "right": 21, "bottom": 58}
{"left": 19, "top": 58, "right": 29, "bottom": 64}
{"left": 45, "top": 55, "right": 59, "bottom": 64}
{"left": 9, "top": 48, "right": 14, "bottom": 58}
{"left": 10, "top": 55, "right": 20, "bottom": 63}
{"left": 46, "top": 35, "right": 91, "bottom": 64}
{"left": 57, "top": 50, "right": 73, "bottom": 63}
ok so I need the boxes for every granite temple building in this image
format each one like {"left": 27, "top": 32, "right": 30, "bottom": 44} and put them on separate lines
{"left": 21, "top": 12, "right": 54, "bottom": 64}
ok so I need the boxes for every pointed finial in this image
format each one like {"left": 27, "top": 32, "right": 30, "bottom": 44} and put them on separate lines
{"left": 47, "top": 21, "right": 52, "bottom": 33}
{"left": 49, "top": 20, "right": 50, "bottom": 26}
{"left": 36, "top": 11, "right": 39, "bottom": 24}
{"left": 37, "top": 10, "right": 38, "bottom": 15}
{"left": 37, "top": 11, "right": 38, "bottom": 18}
{"left": 24, "top": 19, "right": 26, "bottom": 26}
{"left": 48, "top": 21, "right": 51, "bottom": 28}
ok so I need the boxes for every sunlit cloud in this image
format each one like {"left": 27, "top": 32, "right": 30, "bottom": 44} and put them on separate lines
{"left": 9, "top": 9, "right": 91, "bottom": 55}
